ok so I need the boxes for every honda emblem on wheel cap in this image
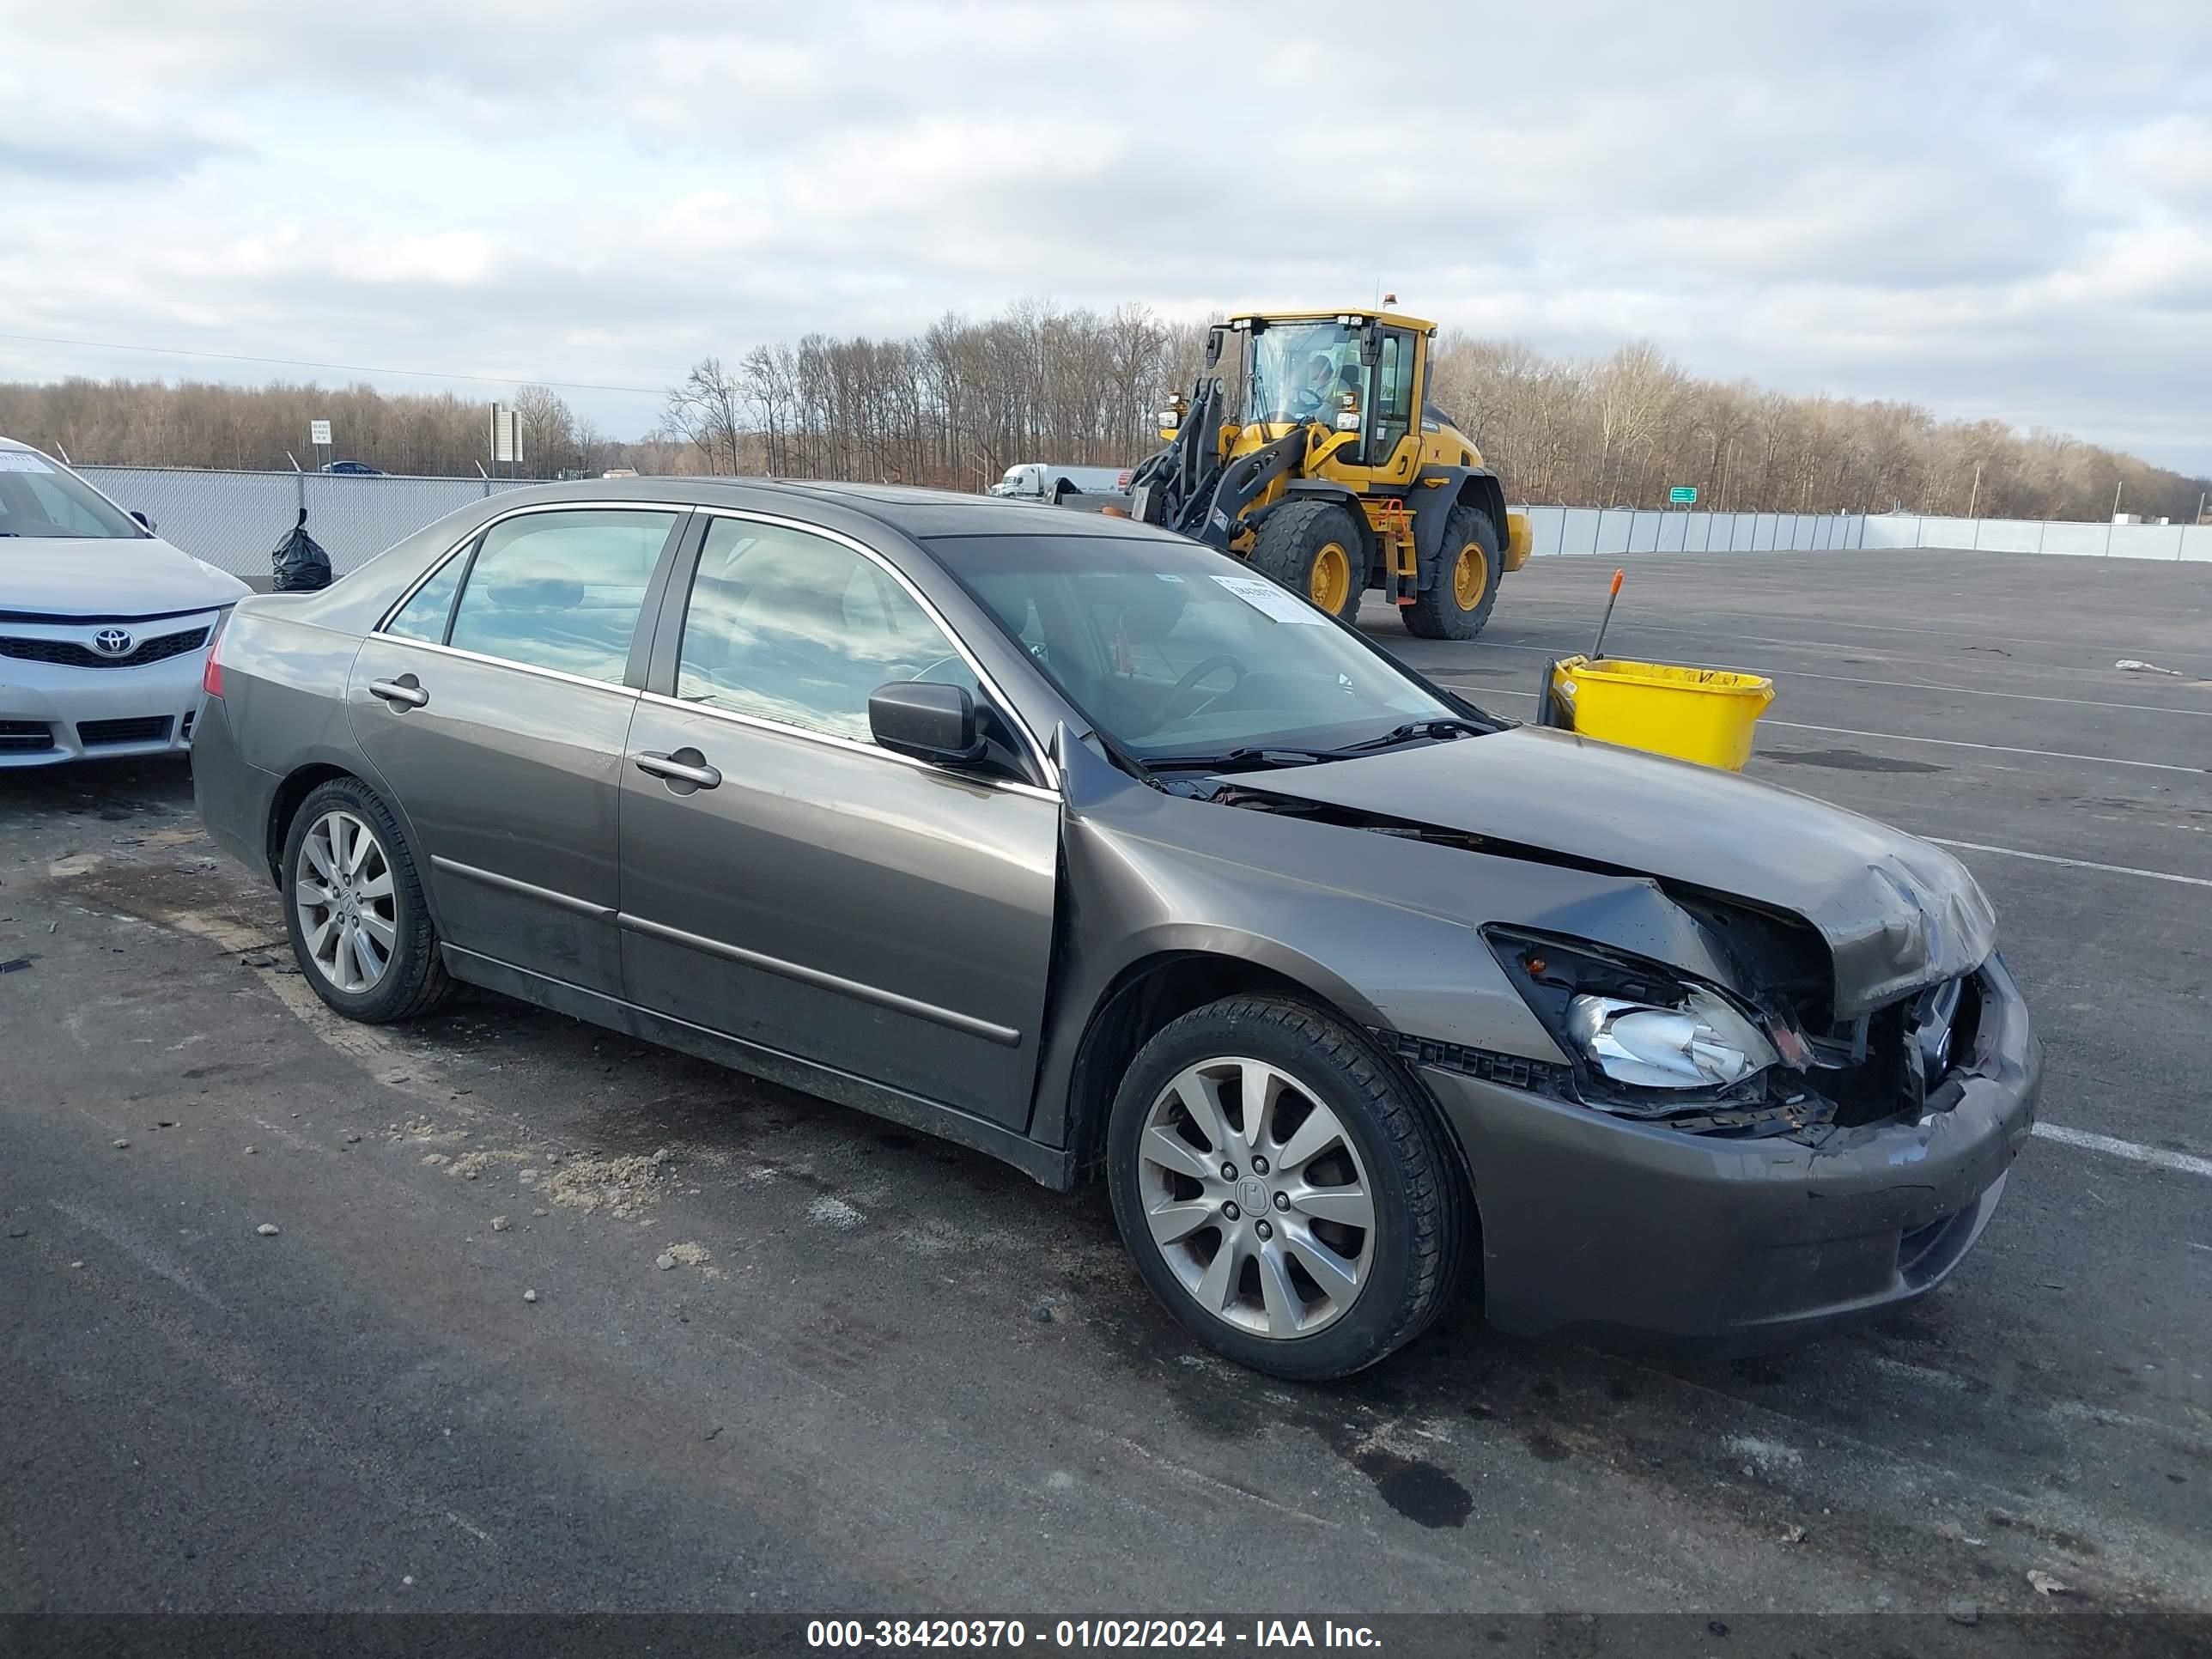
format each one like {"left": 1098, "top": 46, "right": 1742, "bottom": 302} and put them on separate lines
{"left": 92, "top": 628, "right": 134, "bottom": 656}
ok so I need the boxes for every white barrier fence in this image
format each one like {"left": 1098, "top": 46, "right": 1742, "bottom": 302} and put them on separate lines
{"left": 70, "top": 465, "right": 2212, "bottom": 579}
{"left": 1511, "top": 507, "right": 2212, "bottom": 563}
{"left": 1516, "top": 507, "right": 1863, "bottom": 557}
{"left": 1855, "top": 513, "right": 2212, "bottom": 562}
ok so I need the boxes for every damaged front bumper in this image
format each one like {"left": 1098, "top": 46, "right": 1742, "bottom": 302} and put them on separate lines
{"left": 1410, "top": 956, "right": 2041, "bottom": 1355}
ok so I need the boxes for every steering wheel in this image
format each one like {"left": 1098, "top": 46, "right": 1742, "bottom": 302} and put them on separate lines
{"left": 1154, "top": 653, "right": 1249, "bottom": 726}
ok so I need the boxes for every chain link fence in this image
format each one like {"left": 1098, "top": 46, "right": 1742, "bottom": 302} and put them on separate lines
{"left": 73, "top": 466, "right": 2212, "bottom": 580}
{"left": 78, "top": 466, "right": 544, "bottom": 581}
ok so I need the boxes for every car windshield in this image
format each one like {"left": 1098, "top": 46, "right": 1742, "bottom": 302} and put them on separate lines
{"left": 0, "top": 451, "right": 143, "bottom": 540}
{"left": 1243, "top": 319, "right": 1361, "bottom": 426}
{"left": 927, "top": 532, "right": 1471, "bottom": 763}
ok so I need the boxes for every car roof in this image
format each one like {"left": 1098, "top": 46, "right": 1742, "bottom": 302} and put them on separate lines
{"left": 0, "top": 433, "right": 35, "bottom": 453}
{"left": 489, "top": 476, "right": 1194, "bottom": 547}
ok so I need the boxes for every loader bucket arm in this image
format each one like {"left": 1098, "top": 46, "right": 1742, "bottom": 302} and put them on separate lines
{"left": 1129, "top": 377, "right": 1225, "bottom": 538}
{"left": 1195, "top": 428, "right": 1304, "bottom": 550}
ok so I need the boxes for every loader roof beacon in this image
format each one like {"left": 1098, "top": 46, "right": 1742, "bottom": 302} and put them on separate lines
{"left": 1119, "top": 308, "right": 1533, "bottom": 636}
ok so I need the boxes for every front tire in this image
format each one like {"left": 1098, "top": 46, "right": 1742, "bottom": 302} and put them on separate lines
{"left": 1106, "top": 994, "right": 1468, "bottom": 1380}
{"left": 1403, "top": 503, "right": 1502, "bottom": 640}
{"left": 1249, "top": 500, "right": 1365, "bottom": 619}
{"left": 281, "top": 776, "right": 451, "bottom": 1023}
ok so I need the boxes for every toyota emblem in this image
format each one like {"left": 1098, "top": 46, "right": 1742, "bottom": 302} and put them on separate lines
{"left": 92, "top": 628, "right": 134, "bottom": 657}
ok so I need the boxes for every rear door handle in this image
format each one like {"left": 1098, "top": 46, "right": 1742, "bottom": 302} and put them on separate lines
{"left": 635, "top": 750, "right": 721, "bottom": 789}
{"left": 368, "top": 678, "right": 428, "bottom": 708}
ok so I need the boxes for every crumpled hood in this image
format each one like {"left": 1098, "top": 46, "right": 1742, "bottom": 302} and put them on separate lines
{"left": 2, "top": 537, "right": 250, "bottom": 617}
{"left": 1247, "top": 724, "right": 1996, "bottom": 1018}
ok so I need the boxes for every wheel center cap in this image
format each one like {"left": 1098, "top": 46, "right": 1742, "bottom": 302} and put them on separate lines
{"left": 1237, "top": 1176, "right": 1267, "bottom": 1217}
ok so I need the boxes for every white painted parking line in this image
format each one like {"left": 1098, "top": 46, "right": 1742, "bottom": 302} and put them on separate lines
{"left": 1498, "top": 596, "right": 2212, "bottom": 665}
{"left": 1759, "top": 720, "right": 2206, "bottom": 773}
{"left": 2033, "top": 1123, "right": 2212, "bottom": 1179}
{"left": 1737, "top": 667, "right": 2212, "bottom": 718}
{"left": 1453, "top": 619, "right": 2212, "bottom": 687}
{"left": 1928, "top": 839, "right": 2212, "bottom": 890}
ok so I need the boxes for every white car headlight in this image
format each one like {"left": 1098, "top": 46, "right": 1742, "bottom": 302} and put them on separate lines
{"left": 1565, "top": 989, "right": 1781, "bottom": 1091}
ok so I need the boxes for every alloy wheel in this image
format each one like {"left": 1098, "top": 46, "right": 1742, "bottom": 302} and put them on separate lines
{"left": 295, "top": 809, "right": 397, "bottom": 994}
{"left": 1135, "top": 1056, "right": 1376, "bottom": 1339}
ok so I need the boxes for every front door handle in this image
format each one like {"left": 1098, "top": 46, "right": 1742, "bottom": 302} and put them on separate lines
{"left": 635, "top": 749, "right": 722, "bottom": 789}
{"left": 368, "top": 677, "right": 428, "bottom": 708}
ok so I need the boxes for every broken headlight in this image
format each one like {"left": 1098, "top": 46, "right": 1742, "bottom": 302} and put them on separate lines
{"left": 1565, "top": 991, "right": 1777, "bottom": 1090}
{"left": 1487, "top": 929, "right": 1794, "bottom": 1115}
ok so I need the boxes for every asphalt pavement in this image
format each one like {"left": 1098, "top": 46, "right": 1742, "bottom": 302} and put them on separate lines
{"left": 3, "top": 548, "right": 2206, "bottom": 1620}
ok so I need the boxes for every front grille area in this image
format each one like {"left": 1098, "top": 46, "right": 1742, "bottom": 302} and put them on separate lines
{"left": 77, "top": 716, "right": 173, "bottom": 747}
{"left": 0, "top": 627, "right": 209, "bottom": 670}
{"left": 1813, "top": 971, "right": 1982, "bottom": 1127}
{"left": 0, "top": 720, "right": 54, "bottom": 752}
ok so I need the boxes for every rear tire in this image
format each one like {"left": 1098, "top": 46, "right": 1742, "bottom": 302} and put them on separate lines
{"left": 1403, "top": 503, "right": 1502, "bottom": 640}
{"left": 1249, "top": 500, "right": 1365, "bottom": 619}
{"left": 281, "top": 776, "right": 452, "bottom": 1024}
{"left": 1105, "top": 994, "right": 1468, "bottom": 1380}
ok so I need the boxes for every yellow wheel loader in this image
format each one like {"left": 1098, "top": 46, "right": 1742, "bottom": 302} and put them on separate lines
{"left": 1122, "top": 308, "right": 1532, "bottom": 636}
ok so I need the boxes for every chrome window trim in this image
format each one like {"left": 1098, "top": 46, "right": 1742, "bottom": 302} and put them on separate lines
{"left": 367, "top": 635, "right": 647, "bottom": 698}
{"left": 369, "top": 496, "right": 1062, "bottom": 796}
{"left": 373, "top": 500, "right": 686, "bottom": 635}
{"left": 635, "top": 688, "right": 1059, "bottom": 804}
{"left": 686, "top": 505, "right": 1060, "bottom": 793}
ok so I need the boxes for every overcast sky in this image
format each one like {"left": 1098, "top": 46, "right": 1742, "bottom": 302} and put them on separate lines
{"left": 5, "top": 1, "right": 2209, "bottom": 473}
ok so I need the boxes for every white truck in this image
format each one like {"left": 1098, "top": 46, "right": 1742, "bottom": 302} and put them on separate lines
{"left": 988, "top": 462, "right": 1133, "bottom": 502}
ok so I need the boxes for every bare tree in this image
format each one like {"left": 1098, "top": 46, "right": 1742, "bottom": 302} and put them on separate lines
{"left": 659, "top": 357, "right": 748, "bottom": 475}
{"left": 513, "top": 384, "right": 578, "bottom": 477}
{"left": 7, "top": 302, "right": 2206, "bottom": 521}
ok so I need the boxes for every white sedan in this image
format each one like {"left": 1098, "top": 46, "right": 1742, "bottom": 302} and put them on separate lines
{"left": 1, "top": 436, "right": 250, "bottom": 767}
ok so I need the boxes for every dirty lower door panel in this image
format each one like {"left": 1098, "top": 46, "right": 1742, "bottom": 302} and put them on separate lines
{"left": 617, "top": 701, "right": 1059, "bottom": 1128}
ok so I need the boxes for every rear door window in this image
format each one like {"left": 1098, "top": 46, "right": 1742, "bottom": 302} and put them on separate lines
{"left": 383, "top": 548, "right": 470, "bottom": 643}
{"left": 444, "top": 509, "right": 680, "bottom": 684}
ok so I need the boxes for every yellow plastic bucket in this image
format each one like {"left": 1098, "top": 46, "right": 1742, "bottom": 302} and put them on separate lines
{"left": 1548, "top": 654, "right": 1775, "bottom": 771}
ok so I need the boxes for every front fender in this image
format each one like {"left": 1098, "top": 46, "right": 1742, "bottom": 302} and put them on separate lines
{"left": 1410, "top": 467, "right": 1516, "bottom": 588}
{"left": 1025, "top": 732, "right": 1741, "bottom": 1151}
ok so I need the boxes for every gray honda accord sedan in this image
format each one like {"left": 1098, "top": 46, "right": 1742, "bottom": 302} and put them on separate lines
{"left": 192, "top": 480, "right": 2040, "bottom": 1378}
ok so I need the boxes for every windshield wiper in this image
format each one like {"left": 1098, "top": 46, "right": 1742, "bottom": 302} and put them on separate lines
{"left": 1325, "top": 717, "right": 1490, "bottom": 756}
{"left": 1144, "top": 747, "right": 1332, "bottom": 773}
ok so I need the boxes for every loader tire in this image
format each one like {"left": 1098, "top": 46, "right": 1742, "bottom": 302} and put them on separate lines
{"left": 1403, "top": 503, "right": 1502, "bottom": 641}
{"left": 1249, "top": 500, "right": 1365, "bottom": 619}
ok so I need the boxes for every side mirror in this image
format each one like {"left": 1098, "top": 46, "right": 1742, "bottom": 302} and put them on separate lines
{"left": 131, "top": 510, "right": 155, "bottom": 532}
{"left": 1204, "top": 325, "right": 1226, "bottom": 369}
{"left": 870, "top": 681, "right": 984, "bottom": 765}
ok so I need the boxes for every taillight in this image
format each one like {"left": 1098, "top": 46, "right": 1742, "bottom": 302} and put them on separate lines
{"left": 202, "top": 612, "right": 229, "bottom": 697}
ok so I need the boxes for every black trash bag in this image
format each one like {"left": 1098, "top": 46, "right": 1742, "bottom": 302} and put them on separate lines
{"left": 270, "top": 507, "right": 332, "bottom": 592}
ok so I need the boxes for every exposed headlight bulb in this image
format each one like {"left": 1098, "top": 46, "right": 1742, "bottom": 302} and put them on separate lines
{"left": 1565, "top": 988, "right": 1780, "bottom": 1091}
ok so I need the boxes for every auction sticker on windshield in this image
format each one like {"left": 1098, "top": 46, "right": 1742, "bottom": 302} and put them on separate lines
{"left": 1212, "top": 573, "right": 1328, "bottom": 625}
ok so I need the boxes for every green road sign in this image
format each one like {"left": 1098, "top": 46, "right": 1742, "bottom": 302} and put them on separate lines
{"left": 1669, "top": 486, "right": 1698, "bottom": 505}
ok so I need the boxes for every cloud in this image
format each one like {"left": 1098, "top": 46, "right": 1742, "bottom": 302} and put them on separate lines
{"left": 2, "top": 0, "right": 2209, "bottom": 472}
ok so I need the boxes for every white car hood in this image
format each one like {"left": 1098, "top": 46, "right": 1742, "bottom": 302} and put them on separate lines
{"left": 2, "top": 536, "right": 250, "bottom": 618}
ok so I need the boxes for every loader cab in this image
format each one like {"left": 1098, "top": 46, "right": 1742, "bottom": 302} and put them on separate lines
{"left": 1226, "top": 313, "right": 1425, "bottom": 483}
